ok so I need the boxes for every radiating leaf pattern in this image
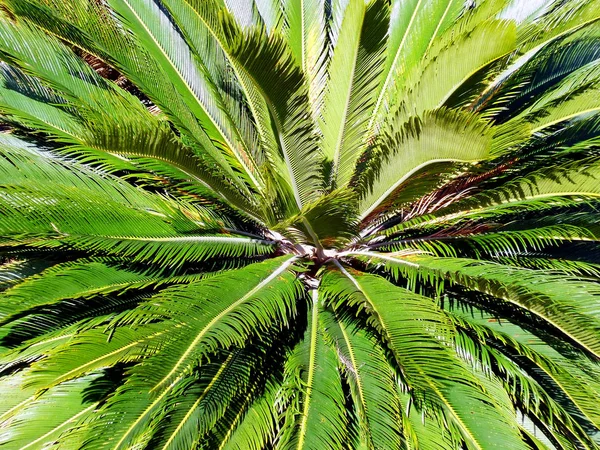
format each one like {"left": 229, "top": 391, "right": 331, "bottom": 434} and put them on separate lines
{"left": 1, "top": 0, "right": 600, "bottom": 448}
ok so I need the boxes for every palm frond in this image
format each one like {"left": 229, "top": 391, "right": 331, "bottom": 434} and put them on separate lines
{"left": 0, "top": 375, "right": 99, "bottom": 449}
{"left": 217, "top": 378, "right": 280, "bottom": 450}
{"left": 109, "top": 255, "right": 301, "bottom": 388}
{"left": 376, "top": 224, "right": 597, "bottom": 260}
{"left": 158, "top": 0, "right": 295, "bottom": 209}
{"left": 144, "top": 342, "right": 280, "bottom": 450}
{"left": 321, "top": 264, "right": 529, "bottom": 450}
{"left": 399, "top": 389, "right": 458, "bottom": 450}
{"left": 223, "top": 25, "right": 324, "bottom": 213}
{"left": 367, "top": 0, "right": 469, "bottom": 134}
{"left": 254, "top": 0, "right": 283, "bottom": 33}
{"left": 320, "top": 0, "right": 388, "bottom": 188}
{"left": 395, "top": 18, "right": 516, "bottom": 122}
{"left": 104, "top": 0, "right": 264, "bottom": 191}
{"left": 0, "top": 260, "right": 47, "bottom": 292}
{"left": 274, "top": 189, "right": 358, "bottom": 248}
{"left": 2, "top": 257, "right": 300, "bottom": 448}
{"left": 2, "top": 0, "right": 255, "bottom": 189}
{"left": 387, "top": 157, "right": 600, "bottom": 238}
{"left": 356, "top": 108, "right": 492, "bottom": 220}
{"left": 350, "top": 252, "right": 600, "bottom": 359}
{"left": 276, "top": 290, "right": 348, "bottom": 450}
{"left": 0, "top": 260, "right": 164, "bottom": 325}
{"left": 519, "top": 0, "right": 600, "bottom": 52}
{"left": 488, "top": 31, "right": 600, "bottom": 124}
{"left": 448, "top": 306, "right": 600, "bottom": 433}
{"left": 282, "top": 0, "right": 328, "bottom": 118}
{"left": 0, "top": 18, "right": 261, "bottom": 216}
{"left": 320, "top": 308, "right": 404, "bottom": 450}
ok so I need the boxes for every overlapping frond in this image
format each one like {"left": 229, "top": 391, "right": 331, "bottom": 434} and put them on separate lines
{"left": 321, "top": 264, "right": 528, "bottom": 449}
{"left": 0, "top": 135, "right": 274, "bottom": 268}
{"left": 396, "top": 17, "right": 516, "bottom": 121}
{"left": 320, "top": 0, "right": 389, "bottom": 188}
{"left": 276, "top": 290, "right": 348, "bottom": 450}
{"left": 320, "top": 308, "right": 404, "bottom": 450}
{"left": 159, "top": 0, "right": 295, "bottom": 215}
{"left": 1, "top": 0, "right": 262, "bottom": 201}
{"left": 356, "top": 108, "right": 493, "bottom": 220}
{"left": 368, "top": 0, "right": 469, "bottom": 134}
{"left": 350, "top": 252, "right": 600, "bottom": 359}
{"left": 448, "top": 305, "right": 600, "bottom": 433}
{"left": 0, "top": 14, "right": 261, "bottom": 217}
{"left": 222, "top": 24, "right": 324, "bottom": 213}
{"left": 282, "top": 0, "right": 328, "bottom": 118}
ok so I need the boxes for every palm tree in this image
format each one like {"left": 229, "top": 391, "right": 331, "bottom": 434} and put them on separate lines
{"left": 1, "top": 0, "right": 600, "bottom": 448}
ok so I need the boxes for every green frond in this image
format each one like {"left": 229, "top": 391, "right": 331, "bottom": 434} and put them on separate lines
{"left": 37, "top": 234, "right": 276, "bottom": 269}
{"left": 109, "top": 256, "right": 301, "bottom": 388}
{"left": 389, "top": 157, "right": 600, "bottom": 236}
{"left": 448, "top": 306, "right": 600, "bottom": 434}
{"left": 0, "top": 65, "right": 85, "bottom": 143}
{"left": 368, "top": 0, "right": 467, "bottom": 134}
{"left": 0, "top": 19, "right": 260, "bottom": 215}
{"left": 495, "top": 255, "right": 600, "bottom": 277}
{"left": 144, "top": 343, "right": 279, "bottom": 450}
{"left": 351, "top": 252, "right": 600, "bottom": 359}
{"left": 0, "top": 260, "right": 162, "bottom": 325}
{"left": 320, "top": 0, "right": 389, "bottom": 188}
{"left": 517, "top": 63, "right": 600, "bottom": 133}
{"left": 320, "top": 308, "right": 404, "bottom": 450}
{"left": 0, "top": 375, "right": 99, "bottom": 449}
{"left": 282, "top": 0, "right": 328, "bottom": 117}
{"left": 61, "top": 346, "right": 267, "bottom": 450}
{"left": 254, "top": 0, "right": 283, "bottom": 33}
{"left": 217, "top": 378, "right": 281, "bottom": 450}
{"left": 0, "top": 259, "right": 50, "bottom": 292}
{"left": 0, "top": 14, "right": 139, "bottom": 117}
{"left": 400, "top": 389, "right": 458, "bottom": 450}
{"left": 276, "top": 291, "right": 348, "bottom": 450}
{"left": 379, "top": 198, "right": 598, "bottom": 242}
{"left": 356, "top": 108, "right": 492, "bottom": 220}
{"left": 158, "top": 0, "right": 293, "bottom": 206}
{"left": 2, "top": 0, "right": 255, "bottom": 190}
{"left": 103, "top": 0, "right": 263, "bottom": 191}
{"left": 223, "top": 24, "right": 324, "bottom": 213}
{"left": 321, "top": 264, "right": 529, "bottom": 450}
{"left": 0, "top": 135, "right": 275, "bottom": 266}
{"left": 0, "top": 134, "right": 179, "bottom": 216}
{"left": 0, "top": 257, "right": 302, "bottom": 449}
{"left": 518, "top": 0, "right": 600, "bottom": 52}
{"left": 489, "top": 31, "right": 600, "bottom": 125}
{"left": 18, "top": 324, "right": 164, "bottom": 393}
{"left": 222, "top": 0, "right": 262, "bottom": 28}
{"left": 396, "top": 18, "right": 516, "bottom": 120}
{"left": 377, "top": 224, "right": 597, "bottom": 259}
{"left": 118, "top": 155, "right": 266, "bottom": 223}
